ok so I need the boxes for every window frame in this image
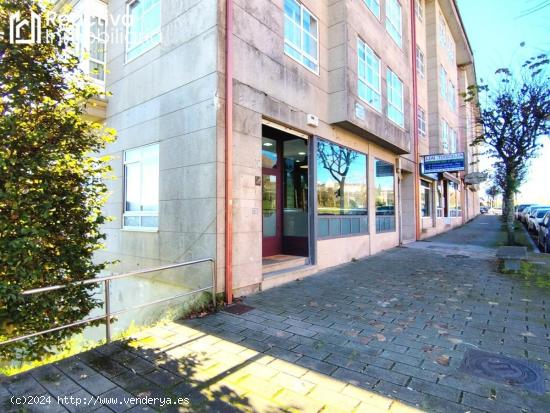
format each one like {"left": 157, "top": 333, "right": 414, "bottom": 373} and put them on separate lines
{"left": 357, "top": 38, "right": 382, "bottom": 112}
{"left": 374, "top": 158, "right": 396, "bottom": 233}
{"left": 386, "top": 68, "right": 405, "bottom": 128}
{"left": 123, "top": 143, "right": 160, "bottom": 231}
{"left": 448, "top": 81, "right": 456, "bottom": 111}
{"left": 125, "top": 0, "right": 162, "bottom": 63}
{"left": 439, "top": 65, "right": 447, "bottom": 98}
{"left": 417, "top": 106, "right": 426, "bottom": 138}
{"left": 363, "top": 0, "right": 381, "bottom": 19}
{"left": 415, "top": 0, "right": 424, "bottom": 22}
{"left": 283, "top": 0, "right": 320, "bottom": 75}
{"left": 441, "top": 118, "right": 449, "bottom": 153}
{"left": 316, "top": 139, "right": 369, "bottom": 217}
{"left": 416, "top": 46, "right": 425, "bottom": 78}
{"left": 88, "top": 15, "right": 107, "bottom": 82}
{"left": 385, "top": 0, "right": 403, "bottom": 48}
{"left": 420, "top": 180, "right": 431, "bottom": 218}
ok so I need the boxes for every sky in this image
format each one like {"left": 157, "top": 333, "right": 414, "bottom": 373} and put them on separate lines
{"left": 456, "top": 0, "right": 550, "bottom": 204}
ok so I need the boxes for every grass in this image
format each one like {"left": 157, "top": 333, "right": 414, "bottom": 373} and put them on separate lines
{"left": 494, "top": 221, "right": 534, "bottom": 251}
{"left": 501, "top": 260, "right": 550, "bottom": 289}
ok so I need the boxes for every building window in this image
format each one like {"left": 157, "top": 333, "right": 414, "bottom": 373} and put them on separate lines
{"left": 416, "top": 46, "right": 425, "bottom": 78}
{"left": 126, "top": 0, "right": 161, "bottom": 61}
{"left": 439, "top": 13, "right": 447, "bottom": 48}
{"left": 89, "top": 16, "right": 106, "bottom": 81}
{"left": 387, "top": 69, "right": 404, "bottom": 127}
{"left": 440, "top": 66, "right": 447, "bottom": 98}
{"left": 415, "top": 0, "right": 424, "bottom": 21}
{"left": 441, "top": 119, "right": 449, "bottom": 153}
{"left": 448, "top": 81, "right": 456, "bottom": 111}
{"left": 448, "top": 182, "right": 461, "bottom": 217}
{"left": 375, "top": 159, "right": 395, "bottom": 232}
{"left": 363, "top": 0, "right": 380, "bottom": 19}
{"left": 421, "top": 180, "right": 431, "bottom": 217}
{"left": 284, "top": 0, "right": 319, "bottom": 73}
{"left": 385, "top": 0, "right": 402, "bottom": 48}
{"left": 358, "top": 38, "right": 381, "bottom": 111}
{"left": 316, "top": 140, "right": 367, "bottom": 216}
{"left": 123, "top": 144, "right": 159, "bottom": 230}
{"left": 418, "top": 106, "right": 426, "bottom": 138}
{"left": 450, "top": 128, "right": 458, "bottom": 153}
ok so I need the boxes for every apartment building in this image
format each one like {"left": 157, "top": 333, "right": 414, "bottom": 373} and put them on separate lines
{"left": 60, "top": 0, "right": 479, "bottom": 300}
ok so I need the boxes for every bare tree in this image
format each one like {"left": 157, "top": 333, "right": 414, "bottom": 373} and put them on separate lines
{"left": 317, "top": 142, "right": 358, "bottom": 214}
{"left": 465, "top": 52, "right": 550, "bottom": 244}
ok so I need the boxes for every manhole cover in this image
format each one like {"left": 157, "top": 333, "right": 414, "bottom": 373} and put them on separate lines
{"left": 446, "top": 254, "right": 469, "bottom": 259}
{"left": 223, "top": 303, "right": 255, "bottom": 315}
{"left": 459, "top": 349, "right": 545, "bottom": 394}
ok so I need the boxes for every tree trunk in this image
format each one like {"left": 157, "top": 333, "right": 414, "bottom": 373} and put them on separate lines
{"left": 339, "top": 178, "right": 346, "bottom": 214}
{"left": 503, "top": 190, "right": 515, "bottom": 245}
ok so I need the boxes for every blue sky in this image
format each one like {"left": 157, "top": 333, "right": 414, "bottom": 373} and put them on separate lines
{"left": 456, "top": 0, "right": 550, "bottom": 203}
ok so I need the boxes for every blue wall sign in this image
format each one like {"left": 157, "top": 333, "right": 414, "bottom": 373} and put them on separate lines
{"left": 422, "top": 153, "right": 465, "bottom": 174}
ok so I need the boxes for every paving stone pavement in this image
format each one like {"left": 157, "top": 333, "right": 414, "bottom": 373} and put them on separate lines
{"left": 1, "top": 216, "right": 549, "bottom": 412}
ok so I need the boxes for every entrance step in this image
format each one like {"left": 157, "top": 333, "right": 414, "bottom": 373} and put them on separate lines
{"left": 261, "top": 264, "right": 318, "bottom": 291}
{"left": 262, "top": 255, "right": 308, "bottom": 274}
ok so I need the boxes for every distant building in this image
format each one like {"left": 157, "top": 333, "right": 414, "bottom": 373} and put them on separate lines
{"left": 59, "top": 0, "right": 480, "bottom": 298}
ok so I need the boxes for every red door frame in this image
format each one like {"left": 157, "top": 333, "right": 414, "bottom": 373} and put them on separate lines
{"left": 262, "top": 140, "right": 284, "bottom": 257}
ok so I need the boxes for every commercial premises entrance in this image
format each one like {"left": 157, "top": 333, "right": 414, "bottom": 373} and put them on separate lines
{"left": 261, "top": 125, "right": 309, "bottom": 260}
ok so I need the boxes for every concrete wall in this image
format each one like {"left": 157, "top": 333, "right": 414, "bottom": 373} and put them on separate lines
{"left": 98, "top": 0, "right": 220, "bottom": 286}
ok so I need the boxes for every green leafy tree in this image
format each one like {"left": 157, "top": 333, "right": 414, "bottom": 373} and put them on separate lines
{"left": 465, "top": 52, "right": 550, "bottom": 244}
{"left": 0, "top": 0, "right": 115, "bottom": 361}
{"left": 485, "top": 185, "right": 501, "bottom": 208}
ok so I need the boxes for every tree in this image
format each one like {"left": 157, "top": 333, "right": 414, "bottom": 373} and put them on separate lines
{"left": 317, "top": 142, "right": 358, "bottom": 214}
{"left": 0, "top": 0, "right": 115, "bottom": 361}
{"left": 485, "top": 185, "right": 501, "bottom": 208}
{"left": 465, "top": 52, "right": 550, "bottom": 244}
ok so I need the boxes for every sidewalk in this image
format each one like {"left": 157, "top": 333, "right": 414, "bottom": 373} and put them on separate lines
{"left": 2, "top": 216, "right": 549, "bottom": 412}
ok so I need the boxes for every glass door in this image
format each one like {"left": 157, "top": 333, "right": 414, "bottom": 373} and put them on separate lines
{"left": 262, "top": 137, "right": 283, "bottom": 256}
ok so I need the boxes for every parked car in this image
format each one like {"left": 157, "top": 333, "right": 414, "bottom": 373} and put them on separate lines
{"left": 480, "top": 206, "right": 489, "bottom": 214}
{"left": 516, "top": 204, "right": 534, "bottom": 220}
{"left": 537, "top": 211, "right": 550, "bottom": 253}
{"left": 527, "top": 207, "right": 550, "bottom": 233}
{"left": 521, "top": 205, "right": 540, "bottom": 224}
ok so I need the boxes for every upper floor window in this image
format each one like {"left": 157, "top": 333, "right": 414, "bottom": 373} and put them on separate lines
{"left": 363, "top": 0, "right": 380, "bottom": 19}
{"left": 357, "top": 38, "right": 381, "bottom": 112}
{"left": 416, "top": 46, "right": 425, "bottom": 78}
{"left": 439, "top": 12, "right": 455, "bottom": 63}
{"left": 124, "top": 144, "right": 159, "bottom": 230}
{"left": 441, "top": 119, "right": 449, "bottom": 153}
{"left": 439, "top": 66, "right": 447, "bottom": 98}
{"left": 126, "top": 0, "right": 161, "bottom": 61}
{"left": 415, "top": 0, "right": 424, "bottom": 22}
{"left": 284, "top": 0, "right": 319, "bottom": 74}
{"left": 439, "top": 13, "right": 447, "bottom": 47}
{"left": 448, "top": 81, "right": 456, "bottom": 111}
{"left": 89, "top": 17, "right": 106, "bottom": 81}
{"left": 450, "top": 128, "right": 458, "bottom": 153}
{"left": 387, "top": 69, "right": 404, "bottom": 127}
{"left": 418, "top": 106, "right": 426, "bottom": 138}
{"left": 385, "top": 0, "right": 402, "bottom": 48}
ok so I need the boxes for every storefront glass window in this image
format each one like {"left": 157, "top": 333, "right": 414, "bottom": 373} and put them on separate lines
{"left": 316, "top": 140, "right": 367, "bottom": 215}
{"left": 375, "top": 159, "right": 395, "bottom": 232}
{"left": 421, "top": 180, "right": 431, "bottom": 217}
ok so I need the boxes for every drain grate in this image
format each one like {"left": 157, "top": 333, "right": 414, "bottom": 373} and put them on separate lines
{"left": 446, "top": 254, "right": 470, "bottom": 259}
{"left": 223, "top": 303, "right": 255, "bottom": 315}
{"left": 459, "top": 349, "right": 545, "bottom": 394}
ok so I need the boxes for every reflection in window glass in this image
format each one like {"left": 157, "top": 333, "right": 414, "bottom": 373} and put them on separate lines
{"left": 262, "top": 137, "right": 278, "bottom": 168}
{"left": 317, "top": 140, "right": 367, "bottom": 216}
{"left": 386, "top": 0, "right": 402, "bottom": 47}
{"left": 358, "top": 38, "right": 381, "bottom": 111}
{"left": 421, "top": 180, "right": 431, "bottom": 217}
{"left": 375, "top": 159, "right": 395, "bottom": 232}
{"left": 127, "top": 0, "right": 161, "bottom": 61}
{"left": 124, "top": 144, "right": 159, "bottom": 229}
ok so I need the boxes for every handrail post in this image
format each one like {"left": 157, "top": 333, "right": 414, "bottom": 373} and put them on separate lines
{"left": 211, "top": 259, "right": 217, "bottom": 309}
{"left": 104, "top": 279, "right": 112, "bottom": 343}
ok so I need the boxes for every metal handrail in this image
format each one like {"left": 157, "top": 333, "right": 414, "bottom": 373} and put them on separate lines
{"left": 0, "top": 258, "right": 216, "bottom": 346}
